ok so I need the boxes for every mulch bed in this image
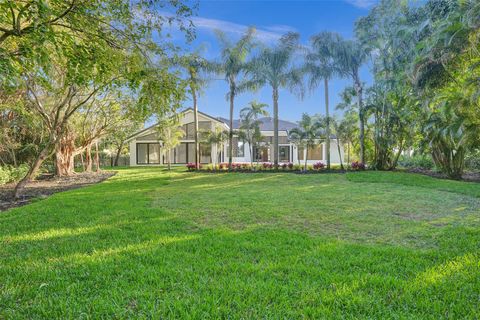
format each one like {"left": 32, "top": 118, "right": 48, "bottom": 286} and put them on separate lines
{"left": 0, "top": 172, "right": 116, "bottom": 212}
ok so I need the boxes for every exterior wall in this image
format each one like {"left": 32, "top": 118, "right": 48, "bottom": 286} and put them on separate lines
{"left": 128, "top": 110, "right": 227, "bottom": 166}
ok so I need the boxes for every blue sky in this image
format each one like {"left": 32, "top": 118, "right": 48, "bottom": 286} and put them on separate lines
{"left": 168, "top": 0, "right": 376, "bottom": 122}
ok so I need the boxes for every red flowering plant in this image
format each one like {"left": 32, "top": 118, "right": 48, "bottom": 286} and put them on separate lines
{"left": 262, "top": 162, "right": 273, "bottom": 170}
{"left": 313, "top": 162, "right": 325, "bottom": 170}
{"left": 287, "top": 162, "right": 294, "bottom": 169}
{"left": 351, "top": 161, "right": 366, "bottom": 171}
{"left": 186, "top": 163, "right": 198, "bottom": 171}
{"left": 281, "top": 163, "right": 287, "bottom": 170}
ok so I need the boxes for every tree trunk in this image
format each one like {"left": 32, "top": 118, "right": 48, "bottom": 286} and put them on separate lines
{"left": 304, "top": 146, "right": 308, "bottom": 171}
{"left": 167, "top": 149, "right": 171, "bottom": 170}
{"left": 273, "top": 87, "right": 279, "bottom": 169}
{"left": 347, "top": 143, "right": 351, "bottom": 167}
{"left": 95, "top": 141, "right": 100, "bottom": 172}
{"left": 228, "top": 83, "right": 235, "bottom": 170}
{"left": 355, "top": 79, "right": 365, "bottom": 164}
{"left": 55, "top": 133, "right": 75, "bottom": 177}
{"left": 193, "top": 87, "right": 200, "bottom": 169}
{"left": 13, "top": 145, "right": 51, "bottom": 199}
{"left": 114, "top": 142, "right": 123, "bottom": 166}
{"left": 336, "top": 137, "right": 344, "bottom": 170}
{"left": 85, "top": 145, "right": 93, "bottom": 172}
{"left": 324, "top": 78, "right": 331, "bottom": 170}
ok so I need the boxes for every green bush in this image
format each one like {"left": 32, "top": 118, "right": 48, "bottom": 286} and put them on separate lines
{"left": 0, "top": 164, "right": 29, "bottom": 185}
{"left": 398, "top": 154, "right": 434, "bottom": 170}
{"left": 465, "top": 150, "right": 480, "bottom": 171}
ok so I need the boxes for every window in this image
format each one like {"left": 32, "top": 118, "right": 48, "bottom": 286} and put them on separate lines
{"left": 175, "top": 143, "right": 187, "bottom": 163}
{"left": 279, "top": 146, "right": 290, "bottom": 162}
{"left": 237, "top": 140, "right": 245, "bottom": 157}
{"left": 187, "top": 143, "right": 196, "bottom": 163}
{"left": 231, "top": 137, "right": 245, "bottom": 157}
{"left": 136, "top": 143, "right": 160, "bottom": 164}
{"left": 253, "top": 146, "right": 269, "bottom": 162}
{"left": 298, "top": 145, "right": 323, "bottom": 161}
{"left": 200, "top": 143, "right": 211, "bottom": 163}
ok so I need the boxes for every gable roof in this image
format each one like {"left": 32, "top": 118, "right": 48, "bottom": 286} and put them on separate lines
{"left": 218, "top": 117, "right": 298, "bottom": 131}
{"left": 126, "top": 108, "right": 226, "bottom": 142}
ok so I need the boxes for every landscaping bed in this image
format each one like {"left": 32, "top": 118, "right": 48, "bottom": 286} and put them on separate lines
{"left": 186, "top": 161, "right": 364, "bottom": 174}
{"left": 0, "top": 172, "right": 115, "bottom": 211}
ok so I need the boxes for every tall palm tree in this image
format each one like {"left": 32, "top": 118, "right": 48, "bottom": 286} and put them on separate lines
{"left": 215, "top": 27, "right": 256, "bottom": 170}
{"left": 246, "top": 33, "right": 304, "bottom": 169}
{"left": 318, "top": 33, "right": 368, "bottom": 163}
{"left": 239, "top": 101, "right": 269, "bottom": 166}
{"left": 305, "top": 32, "right": 341, "bottom": 170}
{"left": 173, "top": 51, "right": 216, "bottom": 169}
{"left": 289, "top": 113, "right": 322, "bottom": 171}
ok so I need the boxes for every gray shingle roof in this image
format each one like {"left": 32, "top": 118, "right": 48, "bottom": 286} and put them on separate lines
{"left": 218, "top": 117, "right": 298, "bottom": 131}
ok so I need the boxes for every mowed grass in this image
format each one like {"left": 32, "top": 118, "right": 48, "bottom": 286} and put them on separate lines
{"left": 1, "top": 168, "right": 479, "bottom": 319}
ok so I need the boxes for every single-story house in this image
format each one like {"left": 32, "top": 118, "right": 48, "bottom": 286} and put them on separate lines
{"left": 126, "top": 108, "right": 344, "bottom": 166}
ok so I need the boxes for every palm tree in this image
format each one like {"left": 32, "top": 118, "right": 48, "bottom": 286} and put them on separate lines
{"left": 215, "top": 27, "right": 256, "bottom": 170}
{"left": 238, "top": 101, "right": 269, "bottom": 166}
{"left": 156, "top": 115, "right": 184, "bottom": 171}
{"left": 305, "top": 32, "right": 341, "bottom": 170}
{"left": 202, "top": 127, "right": 229, "bottom": 166}
{"left": 173, "top": 51, "right": 216, "bottom": 169}
{"left": 289, "top": 113, "right": 321, "bottom": 171}
{"left": 318, "top": 32, "right": 368, "bottom": 163}
{"left": 246, "top": 33, "right": 304, "bottom": 169}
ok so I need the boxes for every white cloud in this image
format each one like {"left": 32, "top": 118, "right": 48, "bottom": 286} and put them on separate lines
{"left": 344, "top": 0, "right": 376, "bottom": 8}
{"left": 191, "top": 16, "right": 295, "bottom": 43}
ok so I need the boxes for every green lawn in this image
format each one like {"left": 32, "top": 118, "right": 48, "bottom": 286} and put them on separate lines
{"left": 1, "top": 168, "right": 479, "bottom": 319}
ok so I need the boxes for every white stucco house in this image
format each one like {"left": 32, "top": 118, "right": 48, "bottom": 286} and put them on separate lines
{"left": 126, "top": 108, "right": 344, "bottom": 166}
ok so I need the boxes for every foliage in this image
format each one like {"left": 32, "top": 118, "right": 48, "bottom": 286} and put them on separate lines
{"left": 398, "top": 154, "right": 435, "bottom": 170}
{"left": 312, "top": 162, "right": 325, "bottom": 170}
{"left": 215, "top": 27, "right": 256, "bottom": 168}
{"left": 202, "top": 127, "right": 229, "bottom": 165}
{"left": 465, "top": 149, "right": 480, "bottom": 171}
{"left": 351, "top": 161, "right": 366, "bottom": 171}
{"left": 237, "top": 101, "right": 269, "bottom": 166}
{"left": 289, "top": 113, "right": 322, "bottom": 171}
{"left": 353, "top": 0, "right": 480, "bottom": 178}
{"left": 155, "top": 114, "right": 184, "bottom": 170}
{"left": 0, "top": 164, "right": 29, "bottom": 185}
{"left": 245, "top": 32, "right": 304, "bottom": 168}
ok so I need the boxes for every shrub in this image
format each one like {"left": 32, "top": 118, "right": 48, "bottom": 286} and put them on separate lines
{"left": 0, "top": 164, "right": 29, "bottom": 185}
{"left": 262, "top": 162, "right": 273, "bottom": 170}
{"left": 186, "top": 163, "right": 198, "bottom": 171}
{"left": 313, "top": 162, "right": 325, "bottom": 170}
{"left": 351, "top": 161, "right": 366, "bottom": 171}
{"left": 464, "top": 150, "right": 480, "bottom": 171}
{"left": 287, "top": 162, "right": 293, "bottom": 169}
{"left": 398, "top": 155, "right": 434, "bottom": 170}
{"left": 241, "top": 163, "right": 250, "bottom": 170}
{"left": 293, "top": 164, "right": 302, "bottom": 171}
